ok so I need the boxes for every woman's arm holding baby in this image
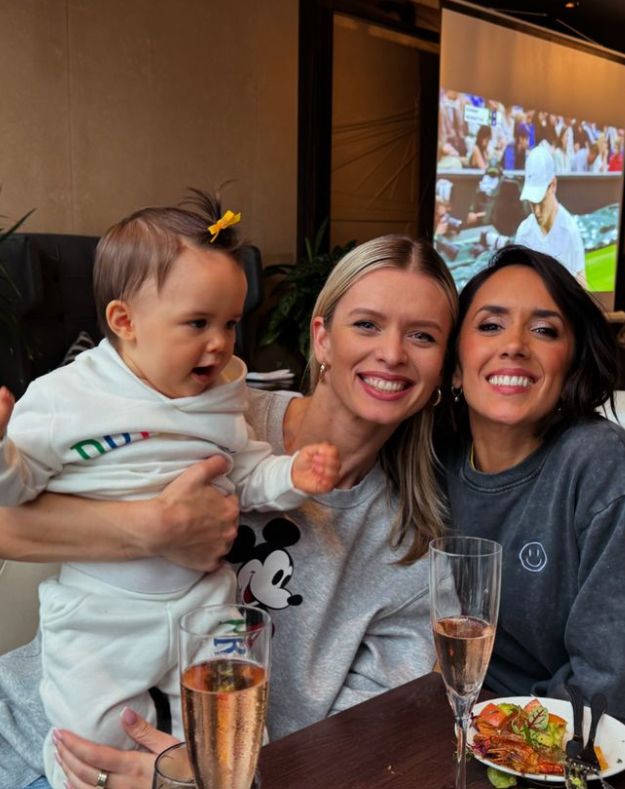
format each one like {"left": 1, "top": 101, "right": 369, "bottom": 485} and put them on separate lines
{"left": 0, "top": 455, "right": 239, "bottom": 571}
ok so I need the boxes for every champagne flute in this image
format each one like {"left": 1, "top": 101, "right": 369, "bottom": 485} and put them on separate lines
{"left": 178, "top": 604, "right": 271, "bottom": 789}
{"left": 429, "top": 536, "right": 502, "bottom": 789}
{"left": 152, "top": 742, "right": 196, "bottom": 789}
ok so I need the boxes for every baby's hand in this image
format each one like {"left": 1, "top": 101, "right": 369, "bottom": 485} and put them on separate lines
{"left": 0, "top": 387, "right": 15, "bottom": 439}
{"left": 291, "top": 441, "right": 341, "bottom": 494}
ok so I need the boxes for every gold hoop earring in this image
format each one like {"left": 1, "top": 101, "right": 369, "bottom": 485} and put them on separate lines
{"left": 431, "top": 387, "right": 442, "bottom": 408}
{"left": 319, "top": 362, "right": 328, "bottom": 382}
{"left": 451, "top": 385, "right": 463, "bottom": 403}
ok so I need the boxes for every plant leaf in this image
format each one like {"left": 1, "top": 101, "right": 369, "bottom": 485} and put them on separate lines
{"left": 0, "top": 207, "right": 35, "bottom": 342}
{"left": 262, "top": 263, "right": 293, "bottom": 278}
{"left": 258, "top": 225, "right": 356, "bottom": 356}
{"left": 0, "top": 208, "right": 35, "bottom": 244}
{"left": 312, "top": 218, "right": 328, "bottom": 256}
{"left": 304, "top": 238, "right": 313, "bottom": 263}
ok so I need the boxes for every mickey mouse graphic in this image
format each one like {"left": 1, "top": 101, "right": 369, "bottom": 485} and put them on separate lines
{"left": 228, "top": 517, "right": 303, "bottom": 613}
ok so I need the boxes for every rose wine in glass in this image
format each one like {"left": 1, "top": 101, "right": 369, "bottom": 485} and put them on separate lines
{"left": 429, "top": 536, "right": 502, "bottom": 789}
{"left": 179, "top": 605, "right": 271, "bottom": 789}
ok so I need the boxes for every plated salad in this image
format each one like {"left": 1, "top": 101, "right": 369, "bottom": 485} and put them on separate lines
{"left": 471, "top": 699, "right": 567, "bottom": 776}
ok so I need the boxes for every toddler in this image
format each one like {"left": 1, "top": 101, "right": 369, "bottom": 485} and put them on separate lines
{"left": 0, "top": 190, "right": 339, "bottom": 789}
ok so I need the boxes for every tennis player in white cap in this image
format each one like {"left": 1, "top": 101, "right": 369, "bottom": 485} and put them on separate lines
{"left": 515, "top": 145, "right": 586, "bottom": 285}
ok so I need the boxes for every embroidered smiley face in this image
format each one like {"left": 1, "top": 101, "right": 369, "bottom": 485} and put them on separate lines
{"left": 518, "top": 541, "right": 548, "bottom": 572}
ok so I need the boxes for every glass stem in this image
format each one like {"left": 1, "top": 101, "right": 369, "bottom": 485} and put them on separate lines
{"left": 454, "top": 714, "right": 470, "bottom": 789}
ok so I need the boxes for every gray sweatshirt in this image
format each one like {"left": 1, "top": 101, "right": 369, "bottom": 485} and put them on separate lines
{"left": 233, "top": 388, "right": 436, "bottom": 739}
{"left": 445, "top": 416, "right": 625, "bottom": 719}
{"left": 0, "top": 636, "right": 48, "bottom": 786}
{"left": 0, "top": 388, "right": 435, "bottom": 786}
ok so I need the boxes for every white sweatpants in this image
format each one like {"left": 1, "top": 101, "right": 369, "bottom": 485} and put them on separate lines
{"left": 40, "top": 564, "right": 236, "bottom": 789}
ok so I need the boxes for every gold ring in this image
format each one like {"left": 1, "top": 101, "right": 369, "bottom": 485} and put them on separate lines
{"left": 96, "top": 769, "right": 109, "bottom": 788}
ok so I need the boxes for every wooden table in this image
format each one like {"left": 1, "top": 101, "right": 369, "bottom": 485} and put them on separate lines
{"left": 258, "top": 672, "right": 625, "bottom": 788}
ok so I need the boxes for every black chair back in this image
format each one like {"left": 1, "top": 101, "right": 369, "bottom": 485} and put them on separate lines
{"left": 0, "top": 234, "right": 263, "bottom": 397}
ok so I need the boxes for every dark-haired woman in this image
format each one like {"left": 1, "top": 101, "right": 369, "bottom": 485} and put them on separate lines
{"left": 443, "top": 244, "right": 625, "bottom": 717}
{"left": 469, "top": 125, "right": 492, "bottom": 171}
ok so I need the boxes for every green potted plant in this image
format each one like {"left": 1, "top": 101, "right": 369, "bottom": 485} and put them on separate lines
{"left": 259, "top": 222, "right": 355, "bottom": 382}
{"left": 0, "top": 208, "right": 35, "bottom": 337}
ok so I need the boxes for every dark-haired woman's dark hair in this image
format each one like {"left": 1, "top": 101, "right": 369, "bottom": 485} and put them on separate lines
{"left": 476, "top": 125, "right": 492, "bottom": 150}
{"left": 448, "top": 244, "right": 618, "bottom": 437}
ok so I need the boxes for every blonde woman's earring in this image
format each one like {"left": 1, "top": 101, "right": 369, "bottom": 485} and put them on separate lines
{"left": 319, "top": 362, "right": 328, "bottom": 383}
{"left": 451, "top": 386, "right": 463, "bottom": 403}
{"left": 432, "top": 387, "right": 442, "bottom": 407}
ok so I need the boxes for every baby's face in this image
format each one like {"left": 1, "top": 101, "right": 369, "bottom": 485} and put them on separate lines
{"left": 120, "top": 245, "right": 247, "bottom": 398}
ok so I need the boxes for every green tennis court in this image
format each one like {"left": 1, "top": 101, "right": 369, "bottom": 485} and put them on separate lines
{"left": 586, "top": 244, "right": 617, "bottom": 292}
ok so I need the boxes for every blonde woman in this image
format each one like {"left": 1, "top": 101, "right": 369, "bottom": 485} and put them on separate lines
{"left": 2, "top": 235, "right": 458, "bottom": 789}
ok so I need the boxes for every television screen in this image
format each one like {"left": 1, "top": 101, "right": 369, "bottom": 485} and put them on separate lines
{"left": 435, "top": 3, "right": 625, "bottom": 309}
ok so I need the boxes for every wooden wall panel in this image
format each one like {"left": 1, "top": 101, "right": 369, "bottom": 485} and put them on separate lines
{"left": 0, "top": 1, "right": 72, "bottom": 230}
{"left": 0, "top": 0, "right": 298, "bottom": 264}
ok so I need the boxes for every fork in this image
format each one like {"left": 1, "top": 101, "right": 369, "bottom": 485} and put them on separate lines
{"left": 579, "top": 692, "right": 608, "bottom": 770}
{"left": 565, "top": 683, "right": 588, "bottom": 789}
{"left": 566, "top": 691, "right": 611, "bottom": 788}
{"left": 582, "top": 693, "right": 612, "bottom": 788}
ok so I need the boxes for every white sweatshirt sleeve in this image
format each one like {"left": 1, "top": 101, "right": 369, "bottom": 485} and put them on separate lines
{"left": 0, "top": 380, "right": 61, "bottom": 504}
{"left": 229, "top": 422, "right": 305, "bottom": 512}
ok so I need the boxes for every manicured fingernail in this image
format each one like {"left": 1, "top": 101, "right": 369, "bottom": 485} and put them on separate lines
{"left": 121, "top": 706, "right": 138, "bottom": 725}
{"left": 52, "top": 728, "right": 63, "bottom": 745}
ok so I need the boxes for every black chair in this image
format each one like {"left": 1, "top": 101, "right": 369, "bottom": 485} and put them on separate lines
{"left": 0, "top": 233, "right": 264, "bottom": 398}
{"left": 236, "top": 244, "right": 264, "bottom": 363}
{"left": 0, "top": 233, "right": 100, "bottom": 397}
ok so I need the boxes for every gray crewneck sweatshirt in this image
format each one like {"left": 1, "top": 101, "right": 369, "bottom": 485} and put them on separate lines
{"left": 232, "top": 388, "right": 436, "bottom": 739}
{"left": 445, "top": 416, "right": 625, "bottom": 719}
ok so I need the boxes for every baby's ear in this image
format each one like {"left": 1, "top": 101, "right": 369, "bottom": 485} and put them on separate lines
{"left": 106, "top": 300, "right": 135, "bottom": 341}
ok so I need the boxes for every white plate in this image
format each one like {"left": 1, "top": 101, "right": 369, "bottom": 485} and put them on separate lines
{"left": 469, "top": 695, "right": 625, "bottom": 783}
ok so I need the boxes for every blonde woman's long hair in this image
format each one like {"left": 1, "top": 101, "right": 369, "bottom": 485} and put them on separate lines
{"left": 309, "top": 235, "right": 458, "bottom": 563}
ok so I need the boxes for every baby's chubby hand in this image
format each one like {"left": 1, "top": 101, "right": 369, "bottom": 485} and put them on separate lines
{"left": 0, "top": 386, "right": 15, "bottom": 439}
{"left": 291, "top": 441, "right": 341, "bottom": 494}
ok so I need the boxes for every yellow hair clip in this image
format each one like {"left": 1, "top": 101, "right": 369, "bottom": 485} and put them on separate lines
{"left": 208, "top": 210, "right": 241, "bottom": 243}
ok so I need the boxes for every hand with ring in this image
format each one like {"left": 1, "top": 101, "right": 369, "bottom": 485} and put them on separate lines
{"left": 54, "top": 707, "right": 178, "bottom": 789}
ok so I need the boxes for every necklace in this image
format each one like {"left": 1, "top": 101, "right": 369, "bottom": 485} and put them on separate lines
{"left": 469, "top": 442, "right": 479, "bottom": 471}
